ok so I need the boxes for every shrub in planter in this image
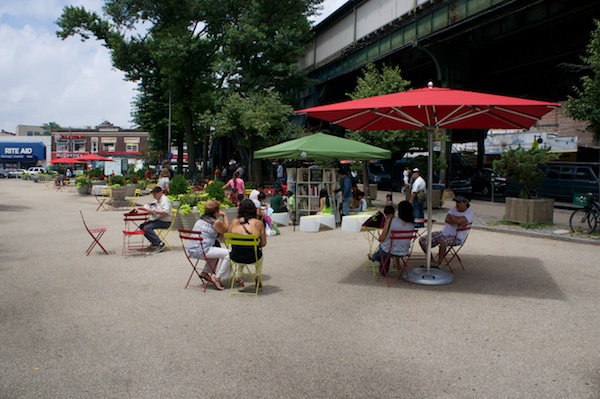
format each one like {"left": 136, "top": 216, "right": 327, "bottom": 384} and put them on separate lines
{"left": 493, "top": 146, "right": 553, "bottom": 199}
{"left": 205, "top": 182, "right": 226, "bottom": 202}
{"left": 75, "top": 175, "right": 91, "bottom": 188}
{"left": 169, "top": 174, "right": 189, "bottom": 196}
{"left": 108, "top": 175, "right": 125, "bottom": 187}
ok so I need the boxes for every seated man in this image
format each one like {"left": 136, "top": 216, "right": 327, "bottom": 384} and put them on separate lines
{"left": 139, "top": 186, "right": 173, "bottom": 253}
{"left": 270, "top": 188, "right": 286, "bottom": 213}
{"left": 419, "top": 195, "right": 474, "bottom": 266}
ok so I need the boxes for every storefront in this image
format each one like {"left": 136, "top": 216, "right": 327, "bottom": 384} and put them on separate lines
{"left": 0, "top": 141, "right": 47, "bottom": 169}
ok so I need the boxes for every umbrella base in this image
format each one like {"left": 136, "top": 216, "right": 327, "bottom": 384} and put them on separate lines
{"left": 402, "top": 266, "right": 454, "bottom": 286}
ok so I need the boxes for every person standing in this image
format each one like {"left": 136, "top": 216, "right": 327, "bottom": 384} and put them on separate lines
{"left": 409, "top": 168, "right": 426, "bottom": 227}
{"left": 276, "top": 161, "right": 286, "bottom": 185}
{"left": 335, "top": 169, "right": 352, "bottom": 217}
{"left": 140, "top": 187, "right": 173, "bottom": 253}
{"left": 223, "top": 171, "right": 245, "bottom": 206}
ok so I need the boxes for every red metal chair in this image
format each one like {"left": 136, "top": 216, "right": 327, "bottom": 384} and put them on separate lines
{"left": 122, "top": 211, "right": 149, "bottom": 256}
{"left": 443, "top": 223, "right": 472, "bottom": 273}
{"left": 80, "top": 210, "right": 109, "bottom": 256}
{"left": 376, "top": 229, "right": 418, "bottom": 287}
{"left": 178, "top": 229, "right": 219, "bottom": 292}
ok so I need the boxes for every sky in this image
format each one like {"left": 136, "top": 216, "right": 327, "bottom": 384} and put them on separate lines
{"left": 0, "top": 0, "right": 347, "bottom": 133}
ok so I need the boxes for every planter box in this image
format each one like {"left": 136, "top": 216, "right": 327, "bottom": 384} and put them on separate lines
{"left": 223, "top": 207, "right": 239, "bottom": 221}
{"left": 77, "top": 184, "right": 91, "bottom": 195}
{"left": 505, "top": 197, "right": 554, "bottom": 224}
{"left": 180, "top": 211, "right": 199, "bottom": 230}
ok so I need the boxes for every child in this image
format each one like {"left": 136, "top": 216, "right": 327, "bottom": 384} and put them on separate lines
{"left": 385, "top": 193, "right": 393, "bottom": 206}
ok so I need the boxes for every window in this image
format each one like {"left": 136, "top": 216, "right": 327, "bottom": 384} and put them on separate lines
{"left": 56, "top": 139, "right": 69, "bottom": 152}
{"left": 547, "top": 166, "right": 559, "bottom": 179}
{"left": 91, "top": 138, "right": 98, "bottom": 153}
{"left": 73, "top": 139, "right": 86, "bottom": 152}
{"left": 102, "top": 142, "right": 116, "bottom": 152}
{"left": 559, "top": 167, "right": 574, "bottom": 180}
{"left": 576, "top": 167, "right": 592, "bottom": 181}
{"left": 126, "top": 143, "right": 138, "bottom": 152}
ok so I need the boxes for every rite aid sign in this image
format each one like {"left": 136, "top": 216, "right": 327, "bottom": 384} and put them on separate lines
{"left": 5, "top": 147, "right": 34, "bottom": 155}
{"left": 0, "top": 142, "right": 46, "bottom": 160}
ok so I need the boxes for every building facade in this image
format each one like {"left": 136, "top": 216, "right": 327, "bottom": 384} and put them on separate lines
{"left": 51, "top": 121, "right": 149, "bottom": 172}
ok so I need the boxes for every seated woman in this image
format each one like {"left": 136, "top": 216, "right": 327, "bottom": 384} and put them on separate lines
{"left": 228, "top": 199, "right": 267, "bottom": 285}
{"left": 368, "top": 201, "right": 415, "bottom": 272}
{"left": 188, "top": 199, "right": 241, "bottom": 291}
{"left": 350, "top": 191, "right": 367, "bottom": 213}
{"left": 317, "top": 188, "right": 333, "bottom": 215}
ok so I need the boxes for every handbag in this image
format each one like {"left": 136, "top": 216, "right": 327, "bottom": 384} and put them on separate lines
{"left": 417, "top": 190, "right": 427, "bottom": 204}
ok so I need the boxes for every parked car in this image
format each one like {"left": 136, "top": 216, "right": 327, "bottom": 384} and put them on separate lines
{"left": 505, "top": 161, "right": 599, "bottom": 203}
{"left": 7, "top": 169, "right": 27, "bottom": 178}
{"left": 447, "top": 167, "right": 472, "bottom": 195}
{"left": 27, "top": 167, "right": 49, "bottom": 176}
{"left": 471, "top": 168, "right": 507, "bottom": 196}
{"left": 368, "top": 163, "right": 392, "bottom": 189}
{"left": 0, "top": 169, "right": 9, "bottom": 178}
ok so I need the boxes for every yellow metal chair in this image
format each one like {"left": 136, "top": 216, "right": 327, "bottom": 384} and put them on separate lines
{"left": 156, "top": 208, "right": 179, "bottom": 250}
{"left": 224, "top": 233, "right": 263, "bottom": 296}
{"left": 128, "top": 188, "right": 142, "bottom": 207}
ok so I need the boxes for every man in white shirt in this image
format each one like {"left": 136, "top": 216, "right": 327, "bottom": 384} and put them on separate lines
{"left": 409, "top": 168, "right": 426, "bottom": 227}
{"left": 419, "top": 195, "right": 474, "bottom": 266}
{"left": 140, "top": 186, "right": 173, "bottom": 253}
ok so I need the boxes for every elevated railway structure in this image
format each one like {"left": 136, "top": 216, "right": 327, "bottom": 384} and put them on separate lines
{"left": 298, "top": 0, "right": 600, "bottom": 151}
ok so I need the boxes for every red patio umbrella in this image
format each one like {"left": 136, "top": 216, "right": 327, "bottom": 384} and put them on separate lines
{"left": 50, "top": 157, "right": 80, "bottom": 164}
{"left": 296, "top": 84, "right": 560, "bottom": 285}
{"left": 72, "top": 154, "right": 114, "bottom": 162}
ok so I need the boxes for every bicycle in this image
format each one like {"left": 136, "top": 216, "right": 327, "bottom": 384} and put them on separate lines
{"left": 569, "top": 192, "right": 600, "bottom": 234}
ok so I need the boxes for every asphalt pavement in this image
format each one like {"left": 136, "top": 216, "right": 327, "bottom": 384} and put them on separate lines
{"left": 1, "top": 178, "right": 599, "bottom": 399}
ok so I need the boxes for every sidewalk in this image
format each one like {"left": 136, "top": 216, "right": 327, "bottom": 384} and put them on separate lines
{"left": 372, "top": 189, "right": 600, "bottom": 245}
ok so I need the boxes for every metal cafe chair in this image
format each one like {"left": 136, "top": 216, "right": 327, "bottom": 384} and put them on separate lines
{"left": 223, "top": 233, "right": 263, "bottom": 296}
{"left": 376, "top": 229, "right": 418, "bottom": 287}
{"left": 122, "top": 211, "right": 149, "bottom": 256}
{"left": 79, "top": 210, "right": 109, "bottom": 256}
{"left": 156, "top": 208, "right": 179, "bottom": 251}
{"left": 178, "top": 229, "right": 219, "bottom": 292}
{"left": 443, "top": 223, "right": 473, "bottom": 273}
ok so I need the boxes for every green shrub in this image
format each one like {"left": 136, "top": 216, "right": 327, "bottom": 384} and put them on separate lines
{"left": 109, "top": 175, "right": 125, "bottom": 187}
{"left": 169, "top": 174, "right": 189, "bottom": 196}
{"left": 75, "top": 175, "right": 91, "bottom": 188}
{"left": 493, "top": 146, "right": 553, "bottom": 199}
{"left": 205, "top": 182, "right": 225, "bottom": 201}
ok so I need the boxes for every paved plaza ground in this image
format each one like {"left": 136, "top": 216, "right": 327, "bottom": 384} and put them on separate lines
{"left": 1, "top": 178, "right": 600, "bottom": 398}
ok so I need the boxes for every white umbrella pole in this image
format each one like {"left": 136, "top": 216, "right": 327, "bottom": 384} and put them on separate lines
{"left": 426, "top": 127, "right": 433, "bottom": 272}
{"left": 403, "top": 127, "right": 453, "bottom": 285}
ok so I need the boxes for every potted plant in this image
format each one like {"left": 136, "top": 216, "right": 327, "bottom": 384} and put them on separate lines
{"left": 108, "top": 175, "right": 127, "bottom": 207}
{"left": 493, "top": 146, "right": 554, "bottom": 224}
{"left": 75, "top": 175, "right": 91, "bottom": 195}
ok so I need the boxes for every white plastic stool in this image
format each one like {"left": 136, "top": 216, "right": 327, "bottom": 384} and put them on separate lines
{"left": 299, "top": 215, "right": 320, "bottom": 232}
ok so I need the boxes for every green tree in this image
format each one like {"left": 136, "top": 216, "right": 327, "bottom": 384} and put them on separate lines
{"left": 566, "top": 19, "right": 600, "bottom": 143}
{"left": 345, "top": 63, "right": 428, "bottom": 191}
{"left": 215, "top": 91, "right": 299, "bottom": 183}
{"left": 41, "top": 122, "right": 61, "bottom": 136}
{"left": 57, "top": 1, "right": 223, "bottom": 179}
{"left": 56, "top": 0, "right": 320, "bottom": 182}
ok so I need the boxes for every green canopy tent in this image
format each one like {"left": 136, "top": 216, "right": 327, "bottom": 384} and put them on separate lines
{"left": 254, "top": 132, "right": 391, "bottom": 161}
{"left": 254, "top": 133, "right": 391, "bottom": 229}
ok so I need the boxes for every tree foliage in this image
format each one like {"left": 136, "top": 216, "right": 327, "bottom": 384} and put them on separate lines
{"left": 493, "top": 146, "right": 553, "bottom": 199}
{"left": 345, "top": 63, "right": 427, "bottom": 156}
{"left": 41, "top": 122, "right": 61, "bottom": 135}
{"left": 56, "top": 0, "right": 319, "bottom": 180}
{"left": 565, "top": 19, "right": 600, "bottom": 143}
